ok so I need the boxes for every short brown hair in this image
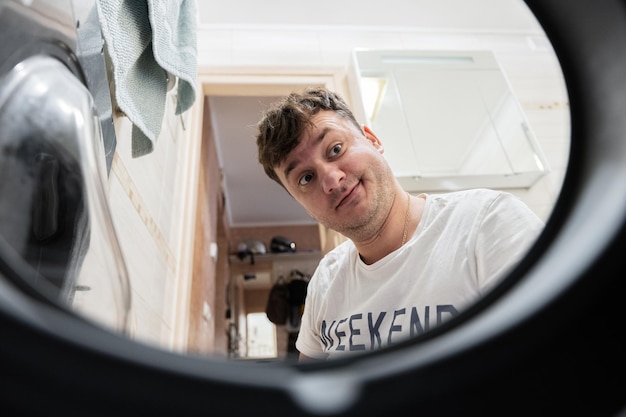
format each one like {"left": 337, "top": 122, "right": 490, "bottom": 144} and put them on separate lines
{"left": 256, "top": 87, "right": 361, "bottom": 186}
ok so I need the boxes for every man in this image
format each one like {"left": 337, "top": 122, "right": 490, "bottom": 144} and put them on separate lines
{"left": 256, "top": 87, "right": 544, "bottom": 360}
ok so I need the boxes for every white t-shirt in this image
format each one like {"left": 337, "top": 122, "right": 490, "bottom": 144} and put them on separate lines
{"left": 295, "top": 188, "right": 544, "bottom": 360}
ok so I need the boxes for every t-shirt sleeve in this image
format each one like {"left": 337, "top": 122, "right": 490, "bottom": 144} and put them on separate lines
{"left": 474, "top": 191, "right": 544, "bottom": 292}
{"left": 294, "top": 268, "right": 329, "bottom": 360}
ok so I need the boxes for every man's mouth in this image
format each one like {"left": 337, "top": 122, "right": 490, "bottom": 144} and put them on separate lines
{"left": 335, "top": 183, "right": 358, "bottom": 210}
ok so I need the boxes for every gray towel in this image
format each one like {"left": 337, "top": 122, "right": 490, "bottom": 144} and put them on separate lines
{"left": 96, "top": 0, "right": 198, "bottom": 157}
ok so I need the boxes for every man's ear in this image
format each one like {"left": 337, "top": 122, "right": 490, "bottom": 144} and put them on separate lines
{"left": 362, "top": 125, "right": 384, "bottom": 154}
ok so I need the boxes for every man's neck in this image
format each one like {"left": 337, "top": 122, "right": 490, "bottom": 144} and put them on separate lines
{"left": 353, "top": 193, "right": 426, "bottom": 265}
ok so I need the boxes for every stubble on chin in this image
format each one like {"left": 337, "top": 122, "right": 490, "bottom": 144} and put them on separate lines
{"left": 328, "top": 194, "right": 385, "bottom": 241}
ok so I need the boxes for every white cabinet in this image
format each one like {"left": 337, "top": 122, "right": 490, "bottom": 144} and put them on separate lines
{"left": 348, "top": 50, "right": 550, "bottom": 192}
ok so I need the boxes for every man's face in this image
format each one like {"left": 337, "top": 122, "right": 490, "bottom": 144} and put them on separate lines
{"left": 275, "top": 110, "right": 396, "bottom": 241}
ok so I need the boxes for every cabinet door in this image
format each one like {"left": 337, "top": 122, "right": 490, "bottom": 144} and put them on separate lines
{"left": 351, "top": 50, "right": 549, "bottom": 192}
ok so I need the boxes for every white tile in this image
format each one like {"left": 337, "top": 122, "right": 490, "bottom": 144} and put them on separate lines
{"left": 318, "top": 29, "right": 406, "bottom": 66}
{"left": 130, "top": 291, "right": 172, "bottom": 348}
{"left": 107, "top": 175, "right": 175, "bottom": 349}
{"left": 197, "top": 29, "right": 234, "bottom": 67}
{"left": 231, "top": 29, "right": 322, "bottom": 66}
{"left": 401, "top": 32, "right": 482, "bottom": 50}
{"left": 541, "top": 140, "right": 571, "bottom": 171}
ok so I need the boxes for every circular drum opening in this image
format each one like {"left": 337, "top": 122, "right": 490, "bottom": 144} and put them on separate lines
{"left": 1, "top": 1, "right": 625, "bottom": 416}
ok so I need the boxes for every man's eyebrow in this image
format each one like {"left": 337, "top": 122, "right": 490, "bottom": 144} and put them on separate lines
{"left": 282, "top": 127, "right": 330, "bottom": 181}
{"left": 283, "top": 160, "right": 297, "bottom": 182}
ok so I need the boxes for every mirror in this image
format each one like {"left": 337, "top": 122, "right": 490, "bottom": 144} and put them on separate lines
{"left": 0, "top": 0, "right": 570, "bottom": 362}
{"left": 349, "top": 49, "right": 550, "bottom": 191}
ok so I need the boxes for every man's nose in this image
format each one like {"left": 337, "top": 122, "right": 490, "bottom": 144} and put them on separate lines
{"left": 320, "top": 164, "right": 345, "bottom": 194}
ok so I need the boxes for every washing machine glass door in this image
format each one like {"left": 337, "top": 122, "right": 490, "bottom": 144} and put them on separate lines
{"left": 0, "top": 55, "right": 131, "bottom": 333}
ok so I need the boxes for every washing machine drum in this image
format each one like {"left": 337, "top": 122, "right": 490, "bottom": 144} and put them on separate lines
{"left": 0, "top": 55, "right": 91, "bottom": 301}
{"left": 1, "top": 2, "right": 626, "bottom": 417}
{"left": 0, "top": 52, "right": 130, "bottom": 326}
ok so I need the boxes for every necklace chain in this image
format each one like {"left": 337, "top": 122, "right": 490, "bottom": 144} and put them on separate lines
{"left": 401, "top": 192, "right": 411, "bottom": 246}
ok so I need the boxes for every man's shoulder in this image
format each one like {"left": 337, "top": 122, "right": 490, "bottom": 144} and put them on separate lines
{"left": 307, "top": 240, "right": 355, "bottom": 294}
{"left": 321, "top": 239, "right": 355, "bottom": 263}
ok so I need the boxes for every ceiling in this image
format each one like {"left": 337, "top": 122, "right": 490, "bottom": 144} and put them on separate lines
{"left": 197, "top": 0, "right": 546, "bottom": 228}
{"left": 208, "top": 95, "right": 315, "bottom": 227}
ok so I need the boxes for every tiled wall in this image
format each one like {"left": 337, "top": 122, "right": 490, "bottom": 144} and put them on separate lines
{"left": 74, "top": 86, "right": 202, "bottom": 351}
{"left": 109, "top": 92, "right": 196, "bottom": 349}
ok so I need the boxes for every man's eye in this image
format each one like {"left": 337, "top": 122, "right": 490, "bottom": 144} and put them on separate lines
{"left": 298, "top": 173, "right": 313, "bottom": 186}
{"left": 330, "top": 144, "right": 342, "bottom": 157}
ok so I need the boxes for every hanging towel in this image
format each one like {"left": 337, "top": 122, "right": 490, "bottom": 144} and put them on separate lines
{"left": 95, "top": 0, "right": 198, "bottom": 157}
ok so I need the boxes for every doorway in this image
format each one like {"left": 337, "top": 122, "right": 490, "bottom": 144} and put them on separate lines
{"left": 188, "top": 68, "right": 348, "bottom": 356}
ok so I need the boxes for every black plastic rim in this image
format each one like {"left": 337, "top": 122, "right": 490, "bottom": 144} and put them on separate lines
{"left": 1, "top": 1, "right": 626, "bottom": 416}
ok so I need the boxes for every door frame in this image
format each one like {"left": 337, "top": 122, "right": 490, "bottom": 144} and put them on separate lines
{"left": 172, "top": 66, "right": 349, "bottom": 352}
